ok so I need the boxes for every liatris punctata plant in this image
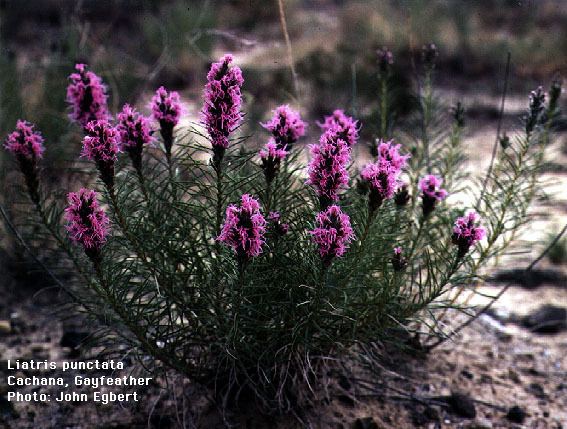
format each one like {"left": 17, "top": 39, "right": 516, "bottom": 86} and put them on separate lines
{"left": 1, "top": 51, "right": 562, "bottom": 416}
{"left": 150, "top": 86, "right": 181, "bottom": 166}
{"left": 66, "top": 63, "right": 109, "bottom": 129}
{"left": 4, "top": 120, "right": 45, "bottom": 205}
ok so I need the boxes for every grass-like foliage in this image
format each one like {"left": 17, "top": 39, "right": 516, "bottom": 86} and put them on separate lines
{"left": 1, "top": 48, "right": 562, "bottom": 414}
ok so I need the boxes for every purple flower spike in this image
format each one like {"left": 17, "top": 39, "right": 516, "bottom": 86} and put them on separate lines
{"left": 391, "top": 246, "right": 407, "bottom": 271}
{"left": 310, "top": 205, "right": 355, "bottom": 266}
{"left": 261, "top": 105, "right": 306, "bottom": 151}
{"left": 66, "top": 64, "right": 109, "bottom": 129}
{"left": 4, "top": 120, "right": 45, "bottom": 161}
{"left": 259, "top": 139, "right": 288, "bottom": 183}
{"left": 81, "top": 120, "right": 120, "bottom": 189}
{"left": 151, "top": 86, "right": 181, "bottom": 162}
{"left": 360, "top": 140, "right": 409, "bottom": 212}
{"left": 117, "top": 104, "right": 154, "bottom": 170}
{"left": 202, "top": 54, "right": 244, "bottom": 162}
{"left": 419, "top": 174, "right": 447, "bottom": 217}
{"left": 318, "top": 109, "right": 359, "bottom": 147}
{"left": 218, "top": 194, "right": 267, "bottom": 263}
{"left": 65, "top": 188, "right": 110, "bottom": 257}
{"left": 307, "top": 130, "right": 351, "bottom": 208}
{"left": 452, "top": 211, "right": 486, "bottom": 258}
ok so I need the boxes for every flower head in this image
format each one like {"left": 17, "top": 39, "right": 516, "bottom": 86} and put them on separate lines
{"left": 376, "top": 140, "right": 410, "bottom": 170}
{"left": 307, "top": 130, "right": 351, "bottom": 207}
{"left": 4, "top": 120, "right": 45, "bottom": 161}
{"left": 259, "top": 139, "right": 288, "bottom": 183}
{"left": 202, "top": 54, "right": 244, "bottom": 150}
{"left": 66, "top": 63, "right": 109, "bottom": 128}
{"left": 81, "top": 120, "right": 120, "bottom": 163}
{"left": 261, "top": 105, "right": 306, "bottom": 151}
{"left": 391, "top": 246, "right": 407, "bottom": 271}
{"left": 452, "top": 211, "right": 486, "bottom": 258}
{"left": 310, "top": 205, "right": 355, "bottom": 266}
{"left": 218, "top": 194, "right": 267, "bottom": 261}
{"left": 151, "top": 86, "right": 181, "bottom": 127}
{"left": 268, "top": 211, "right": 289, "bottom": 236}
{"left": 65, "top": 188, "right": 110, "bottom": 252}
{"left": 419, "top": 174, "right": 447, "bottom": 217}
{"left": 318, "top": 109, "right": 359, "bottom": 147}
{"left": 117, "top": 104, "right": 154, "bottom": 151}
{"left": 377, "top": 47, "right": 394, "bottom": 74}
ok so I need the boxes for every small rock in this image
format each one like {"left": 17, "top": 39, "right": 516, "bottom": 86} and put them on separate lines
{"left": 0, "top": 320, "right": 12, "bottom": 335}
{"left": 478, "top": 314, "right": 513, "bottom": 341}
{"left": 522, "top": 305, "right": 567, "bottom": 334}
{"left": 60, "top": 331, "right": 90, "bottom": 349}
{"left": 352, "top": 416, "right": 378, "bottom": 429}
{"left": 445, "top": 392, "right": 476, "bottom": 419}
{"left": 506, "top": 405, "right": 526, "bottom": 424}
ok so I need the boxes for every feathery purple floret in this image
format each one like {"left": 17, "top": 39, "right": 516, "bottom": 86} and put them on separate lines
{"left": 151, "top": 86, "right": 181, "bottom": 127}
{"left": 310, "top": 205, "right": 355, "bottom": 266}
{"left": 202, "top": 54, "right": 244, "bottom": 150}
{"left": 81, "top": 120, "right": 120, "bottom": 163}
{"left": 218, "top": 194, "right": 267, "bottom": 261}
{"left": 318, "top": 110, "right": 359, "bottom": 147}
{"left": 65, "top": 188, "right": 110, "bottom": 252}
{"left": 307, "top": 130, "right": 351, "bottom": 207}
{"left": 419, "top": 174, "right": 447, "bottom": 217}
{"left": 261, "top": 105, "right": 306, "bottom": 151}
{"left": 452, "top": 211, "right": 486, "bottom": 258}
{"left": 4, "top": 120, "right": 45, "bottom": 160}
{"left": 360, "top": 140, "right": 409, "bottom": 211}
{"left": 117, "top": 104, "right": 154, "bottom": 151}
{"left": 259, "top": 139, "right": 288, "bottom": 183}
{"left": 66, "top": 64, "right": 109, "bottom": 128}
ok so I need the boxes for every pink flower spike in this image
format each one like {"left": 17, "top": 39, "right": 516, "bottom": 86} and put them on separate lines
{"left": 66, "top": 64, "right": 109, "bottom": 128}
{"left": 4, "top": 120, "right": 45, "bottom": 161}
{"left": 452, "top": 211, "right": 486, "bottom": 258}
{"left": 117, "top": 104, "right": 154, "bottom": 151}
{"left": 202, "top": 54, "right": 244, "bottom": 150}
{"left": 391, "top": 246, "right": 407, "bottom": 271}
{"left": 81, "top": 120, "right": 120, "bottom": 163}
{"left": 261, "top": 105, "right": 306, "bottom": 151}
{"left": 318, "top": 109, "right": 359, "bottom": 147}
{"left": 310, "top": 205, "right": 355, "bottom": 266}
{"left": 268, "top": 211, "right": 289, "bottom": 236}
{"left": 151, "top": 86, "right": 181, "bottom": 127}
{"left": 376, "top": 140, "right": 410, "bottom": 170}
{"left": 65, "top": 188, "right": 110, "bottom": 254}
{"left": 307, "top": 129, "right": 351, "bottom": 208}
{"left": 259, "top": 139, "right": 288, "bottom": 183}
{"left": 218, "top": 194, "right": 267, "bottom": 261}
{"left": 419, "top": 174, "right": 448, "bottom": 216}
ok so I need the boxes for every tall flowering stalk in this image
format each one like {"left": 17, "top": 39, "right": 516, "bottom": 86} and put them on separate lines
{"left": 218, "top": 194, "right": 267, "bottom": 267}
{"left": 150, "top": 87, "right": 181, "bottom": 166}
{"left": 202, "top": 54, "right": 244, "bottom": 166}
{"left": 310, "top": 205, "right": 355, "bottom": 267}
{"left": 117, "top": 104, "right": 154, "bottom": 184}
{"left": 452, "top": 211, "right": 486, "bottom": 258}
{"left": 4, "top": 120, "right": 45, "bottom": 205}
{"left": 360, "top": 140, "right": 409, "bottom": 213}
{"left": 66, "top": 64, "right": 109, "bottom": 129}
{"left": 307, "top": 129, "right": 351, "bottom": 209}
{"left": 259, "top": 140, "right": 287, "bottom": 184}
{"left": 419, "top": 174, "right": 447, "bottom": 217}
{"left": 64, "top": 188, "right": 110, "bottom": 260}
{"left": 318, "top": 109, "right": 359, "bottom": 147}
{"left": 81, "top": 120, "right": 120, "bottom": 190}
{"left": 261, "top": 105, "right": 306, "bottom": 152}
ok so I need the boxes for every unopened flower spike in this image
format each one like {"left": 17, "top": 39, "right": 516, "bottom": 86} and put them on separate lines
{"left": 66, "top": 63, "right": 109, "bottom": 129}
{"left": 117, "top": 104, "right": 154, "bottom": 173}
{"left": 453, "top": 102, "right": 465, "bottom": 128}
{"left": 318, "top": 109, "right": 359, "bottom": 148}
{"left": 419, "top": 174, "right": 447, "bottom": 217}
{"left": 218, "top": 194, "right": 267, "bottom": 265}
{"left": 310, "top": 205, "right": 355, "bottom": 267}
{"left": 391, "top": 247, "right": 407, "bottom": 272}
{"left": 81, "top": 120, "right": 120, "bottom": 190}
{"left": 261, "top": 105, "right": 306, "bottom": 152}
{"left": 65, "top": 188, "right": 110, "bottom": 260}
{"left": 259, "top": 140, "right": 287, "bottom": 184}
{"left": 452, "top": 211, "right": 486, "bottom": 259}
{"left": 151, "top": 86, "right": 181, "bottom": 164}
{"left": 307, "top": 129, "right": 351, "bottom": 209}
{"left": 525, "top": 86, "right": 546, "bottom": 135}
{"left": 377, "top": 47, "right": 394, "bottom": 75}
{"left": 268, "top": 211, "right": 289, "bottom": 237}
{"left": 422, "top": 43, "right": 438, "bottom": 70}
{"left": 202, "top": 54, "right": 244, "bottom": 167}
{"left": 4, "top": 120, "right": 45, "bottom": 204}
{"left": 394, "top": 182, "right": 410, "bottom": 207}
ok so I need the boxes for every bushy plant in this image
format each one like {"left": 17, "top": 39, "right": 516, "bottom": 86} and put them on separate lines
{"left": 1, "top": 49, "right": 562, "bottom": 414}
